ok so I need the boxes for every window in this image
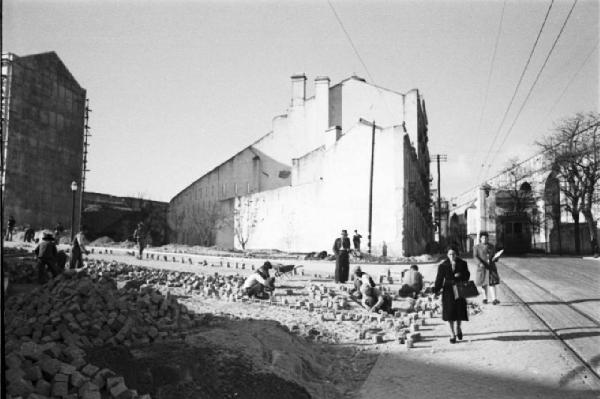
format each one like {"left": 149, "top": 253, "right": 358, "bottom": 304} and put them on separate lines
{"left": 234, "top": 183, "right": 238, "bottom": 195}
{"left": 247, "top": 182, "right": 250, "bottom": 193}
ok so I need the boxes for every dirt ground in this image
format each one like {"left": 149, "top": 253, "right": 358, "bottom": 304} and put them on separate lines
{"left": 4, "top": 241, "right": 600, "bottom": 398}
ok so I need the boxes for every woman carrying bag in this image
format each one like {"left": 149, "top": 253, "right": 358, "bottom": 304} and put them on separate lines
{"left": 434, "top": 245, "right": 470, "bottom": 344}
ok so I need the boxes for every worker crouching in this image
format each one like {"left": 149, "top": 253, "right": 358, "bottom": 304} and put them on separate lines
{"left": 243, "top": 261, "right": 276, "bottom": 299}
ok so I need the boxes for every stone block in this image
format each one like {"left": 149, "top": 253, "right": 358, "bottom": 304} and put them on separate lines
{"left": 70, "top": 371, "right": 89, "bottom": 388}
{"left": 78, "top": 381, "right": 99, "bottom": 396}
{"left": 34, "top": 379, "right": 51, "bottom": 396}
{"left": 81, "top": 391, "right": 102, "bottom": 399}
{"left": 81, "top": 364, "right": 100, "bottom": 377}
{"left": 24, "top": 365, "right": 42, "bottom": 381}
{"left": 106, "top": 376, "right": 125, "bottom": 389}
{"left": 109, "top": 382, "right": 128, "bottom": 398}
{"left": 51, "top": 381, "right": 68, "bottom": 397}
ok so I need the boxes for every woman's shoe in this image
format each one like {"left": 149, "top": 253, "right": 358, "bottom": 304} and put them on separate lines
{"left": 492, "top": 299, "right": 500, "bottom": 305}
{"left": 457, "top": 329, "right": 463, "bottom": 340}
{"left": 449, "top": 337, "right": 457, "bottom": 344}
{"left": 482, "top": 299, "right": 488, "bottom": 304}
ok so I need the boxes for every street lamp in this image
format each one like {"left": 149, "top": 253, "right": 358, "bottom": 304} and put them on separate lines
{"left": 70, "top": 181, "right": 78, "bottom": 241}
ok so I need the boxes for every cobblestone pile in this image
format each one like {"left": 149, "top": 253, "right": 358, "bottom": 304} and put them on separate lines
{"left": 4, "top": 269, "right": 201, "bottom": 399}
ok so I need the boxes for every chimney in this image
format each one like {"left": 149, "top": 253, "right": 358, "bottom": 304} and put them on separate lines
{"left": 291, "top": 74, "right": 307, "bottom": 107}
{"left": 314, "top": 76, "right": 330, "bottom": 135}
{"left": 325, "top": 126, "right": 342, "bottom": 147}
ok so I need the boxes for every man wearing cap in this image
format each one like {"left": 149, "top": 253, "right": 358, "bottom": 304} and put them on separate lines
{"left": 333, "top": 229, "right": 351, "bottom": 283}
{"left": 350, "top": 266, "right": 375, "bottom": 299}
{"left": 34, "top": 232, "right": 59, "bottom": 283}
{"left": 243, "top": 261, "right": 276, "bottom": 299}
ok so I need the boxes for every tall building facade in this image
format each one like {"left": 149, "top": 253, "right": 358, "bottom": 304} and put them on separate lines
{"left": 169, "top": 75, "right": 433, "bottom": 256}
{"left": 2, "top": 51, "right": 87, "bottom": 230}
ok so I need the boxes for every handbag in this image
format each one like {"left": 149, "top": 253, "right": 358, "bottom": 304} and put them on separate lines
{"left": 454, "top": 280, "right": 479, "bottom": 299}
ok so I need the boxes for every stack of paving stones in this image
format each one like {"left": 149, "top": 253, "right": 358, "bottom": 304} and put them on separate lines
{"left": 4, "top": 268, "right": 203, "bottom": 399}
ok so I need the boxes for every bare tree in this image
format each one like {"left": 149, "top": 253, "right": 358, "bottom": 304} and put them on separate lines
{"left": 233, "top": 196, "right": 261, "bottom": 251}
{"left": 189, "top": 202, "right": 223, "bottom": 246}
{"left": 537, "top": 112, "right": 600, "bottom": 255}
{"left": 497, "top": 158, "right": 537, "bottom": 213}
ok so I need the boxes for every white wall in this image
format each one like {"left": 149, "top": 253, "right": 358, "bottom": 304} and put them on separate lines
{"left": 235, "top": 122, "right": 410, "bottom": 256}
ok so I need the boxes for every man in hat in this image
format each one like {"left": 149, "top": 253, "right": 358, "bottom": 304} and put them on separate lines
{"left": 34, "top": 232, "right": 59, "bottom": 283}
{"left": 332, "top": 229, "right": 351, "bottom": 283}
{"left": 242, "top": 261, "right": 276, "bottom": 299}
{"left": 350, "top": 266, "right": 375, "bottom": 299}
{"left": 133, "top": 222, "right": 147, "bottom": 259}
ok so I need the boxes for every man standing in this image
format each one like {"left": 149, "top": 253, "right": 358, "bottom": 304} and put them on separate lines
{"left": 474, "top": 231, "right": 501, "bottom": 305}
{"left": 6, "top": 215, "right": 16, "bottom": 241}
{"left": 333, "top": 229, "right": 351, "bottom": 283}
{"left": 133, "top": 222, "right": 147, "bottom": 259}
{"left": 34, "top": 232, "right": 59, "bottom": 283}
{"left": 353, "top": 230, "right": 362, "bottom": 252}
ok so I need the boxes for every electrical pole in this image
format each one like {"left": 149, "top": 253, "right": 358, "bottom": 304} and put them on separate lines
{"left": 368, "top": 120, "right": 376, "bottom": 254}
{"left": 431, "top": 154, "right": 447, "bottom": 244}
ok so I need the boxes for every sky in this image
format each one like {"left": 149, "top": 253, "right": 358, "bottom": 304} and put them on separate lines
{"left": 3, "top": 0, "right": 598, "bottom": 202}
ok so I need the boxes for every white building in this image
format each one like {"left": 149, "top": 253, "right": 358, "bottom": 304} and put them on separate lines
{"left": 169, "top": 75, "right": 433, "bottom": 256}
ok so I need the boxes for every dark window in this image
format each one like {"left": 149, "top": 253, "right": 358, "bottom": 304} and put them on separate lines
{"left": 514, "top": 223, "right": 522, "bottom": 234}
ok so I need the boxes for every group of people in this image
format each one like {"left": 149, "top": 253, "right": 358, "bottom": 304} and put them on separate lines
{"left": 33, "top": 227, "right": 89, "bottom": 283}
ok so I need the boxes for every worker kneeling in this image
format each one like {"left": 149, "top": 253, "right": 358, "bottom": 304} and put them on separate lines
{"left": 361, "top": 285, "right": 393, "bottom": 314}
{"left": 243, "top": 261, "right": 275, "bottom": 299}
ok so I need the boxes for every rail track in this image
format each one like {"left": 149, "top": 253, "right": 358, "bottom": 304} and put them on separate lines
{"left": 499, "top": 259, "right": 600, "bottom": 384}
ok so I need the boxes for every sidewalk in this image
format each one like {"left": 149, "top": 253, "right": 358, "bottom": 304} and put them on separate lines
{"left": 354, "top": 283, "right": 600, "bottom": 399}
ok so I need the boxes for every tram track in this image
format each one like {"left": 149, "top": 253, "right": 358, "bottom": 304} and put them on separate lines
{"left": 498, "top": 259, "right": 600, "bottom": 384}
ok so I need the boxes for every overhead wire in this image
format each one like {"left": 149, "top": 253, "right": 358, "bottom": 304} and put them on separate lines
{"left": 326, "top": 0, "right": 396, "bottom": 123}
{"left": 480, "top": 0, "right": 555, "bottom": 179}
{"left": 488, "top": 0, "right": 579, "bottom": 171}
{"left": 474, "top": 0, "right": 507, "bottom": 185}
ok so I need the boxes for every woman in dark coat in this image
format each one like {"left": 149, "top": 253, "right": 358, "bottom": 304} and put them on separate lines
{"left": 434, "top": 245, "right": 470, "bottom": 344}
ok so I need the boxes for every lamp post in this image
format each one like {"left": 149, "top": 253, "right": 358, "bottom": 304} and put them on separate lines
{"left": 70, "top": 181, "right": 78, "bottom": 241}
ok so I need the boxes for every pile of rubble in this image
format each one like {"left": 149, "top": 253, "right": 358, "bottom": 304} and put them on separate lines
{"left": 4, "top": 269, "right": 202, "bottom": 399}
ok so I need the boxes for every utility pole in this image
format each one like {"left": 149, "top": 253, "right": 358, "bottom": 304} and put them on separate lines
{"left": 431, "top": 154, "right": 447, "bottom": 244}
{"left": 368, "top": 120, "right": 376, "bottom": 254}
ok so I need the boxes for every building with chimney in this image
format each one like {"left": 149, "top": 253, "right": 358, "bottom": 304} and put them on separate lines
{"left": 169, "top": 75, "right": 433, "bottom": 256}
{"left": 1, "top": 51, "right": 87, "bottom": 231}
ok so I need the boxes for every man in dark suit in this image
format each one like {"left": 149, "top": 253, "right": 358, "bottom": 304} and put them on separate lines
{"left": 333, "top": 229, "right": 351, "bottom": 283}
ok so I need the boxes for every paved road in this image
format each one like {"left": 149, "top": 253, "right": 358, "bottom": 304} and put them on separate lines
{"left": 498, "top": 256, "right": 600, "bottom": 380}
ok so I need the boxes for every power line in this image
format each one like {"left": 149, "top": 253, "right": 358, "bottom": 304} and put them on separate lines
{"left": 480, "top": 0, "right": 555, "bottom": 178}
{"left": 327, "top": 0, "right": 375, "bottom": 85}
{"left": 475, "top": 0, "right": 507, "bottom": 184}
{"left": 489, "top": 0, "right": 579, "bottom": 170}
{"left": 541, "top": 39, "right": 598, "bottom": 122}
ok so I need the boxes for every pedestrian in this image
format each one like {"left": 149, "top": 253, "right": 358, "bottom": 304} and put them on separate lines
{"left": 353, "top": 230, "right": 362, "bottom": 251}
{"left": 382, "top": 241, "right": 388, "bottom": 258}
{"left": 6, "top": 215, "right": 16, "bottom": 241}
{"left": 332, "top": 229, "right": 351, "bottom": 283}
{"left": 474, "top": 231, "right": 501, "bottom": 305}
{"left": 133, "top": 222, "right": 147, "bottom": 259}
{"left": 24, "top": 225, "right": 35, "bottom": 243}
{"left": 69, "top": 227, "right": 89, "bottom": 269}
{"left": 350, "top": 265, "right": 375, "bottom": 299}
{"left": 361, "top": 285, "right": 393, "bottom": 314}
{"left": 34, "top": 232, "right": 59, "bottom": 283}
{"left": 54, "top": 221, "right": 64, "bottom": 243}
{"left": 398, "top": 264, "right": 424, "bottom": 298}
{"left": 242, "top": 261, "right": 275, "bottom": 299}
{"left": 434, "top": 245, "right": 470, "bottom": 344}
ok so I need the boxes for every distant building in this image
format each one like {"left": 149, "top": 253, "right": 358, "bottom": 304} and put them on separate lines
{"left": 2, "top": 51, "right": 87, "bottom": 230}
{"left": 448, "top": 153, "right": 600, "bottom": 255}
{"left": 169, "top": 75, "right": 433, "bottom": 256}
{"left": 82, "top": 192, "right": 169, "bottom": 245}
